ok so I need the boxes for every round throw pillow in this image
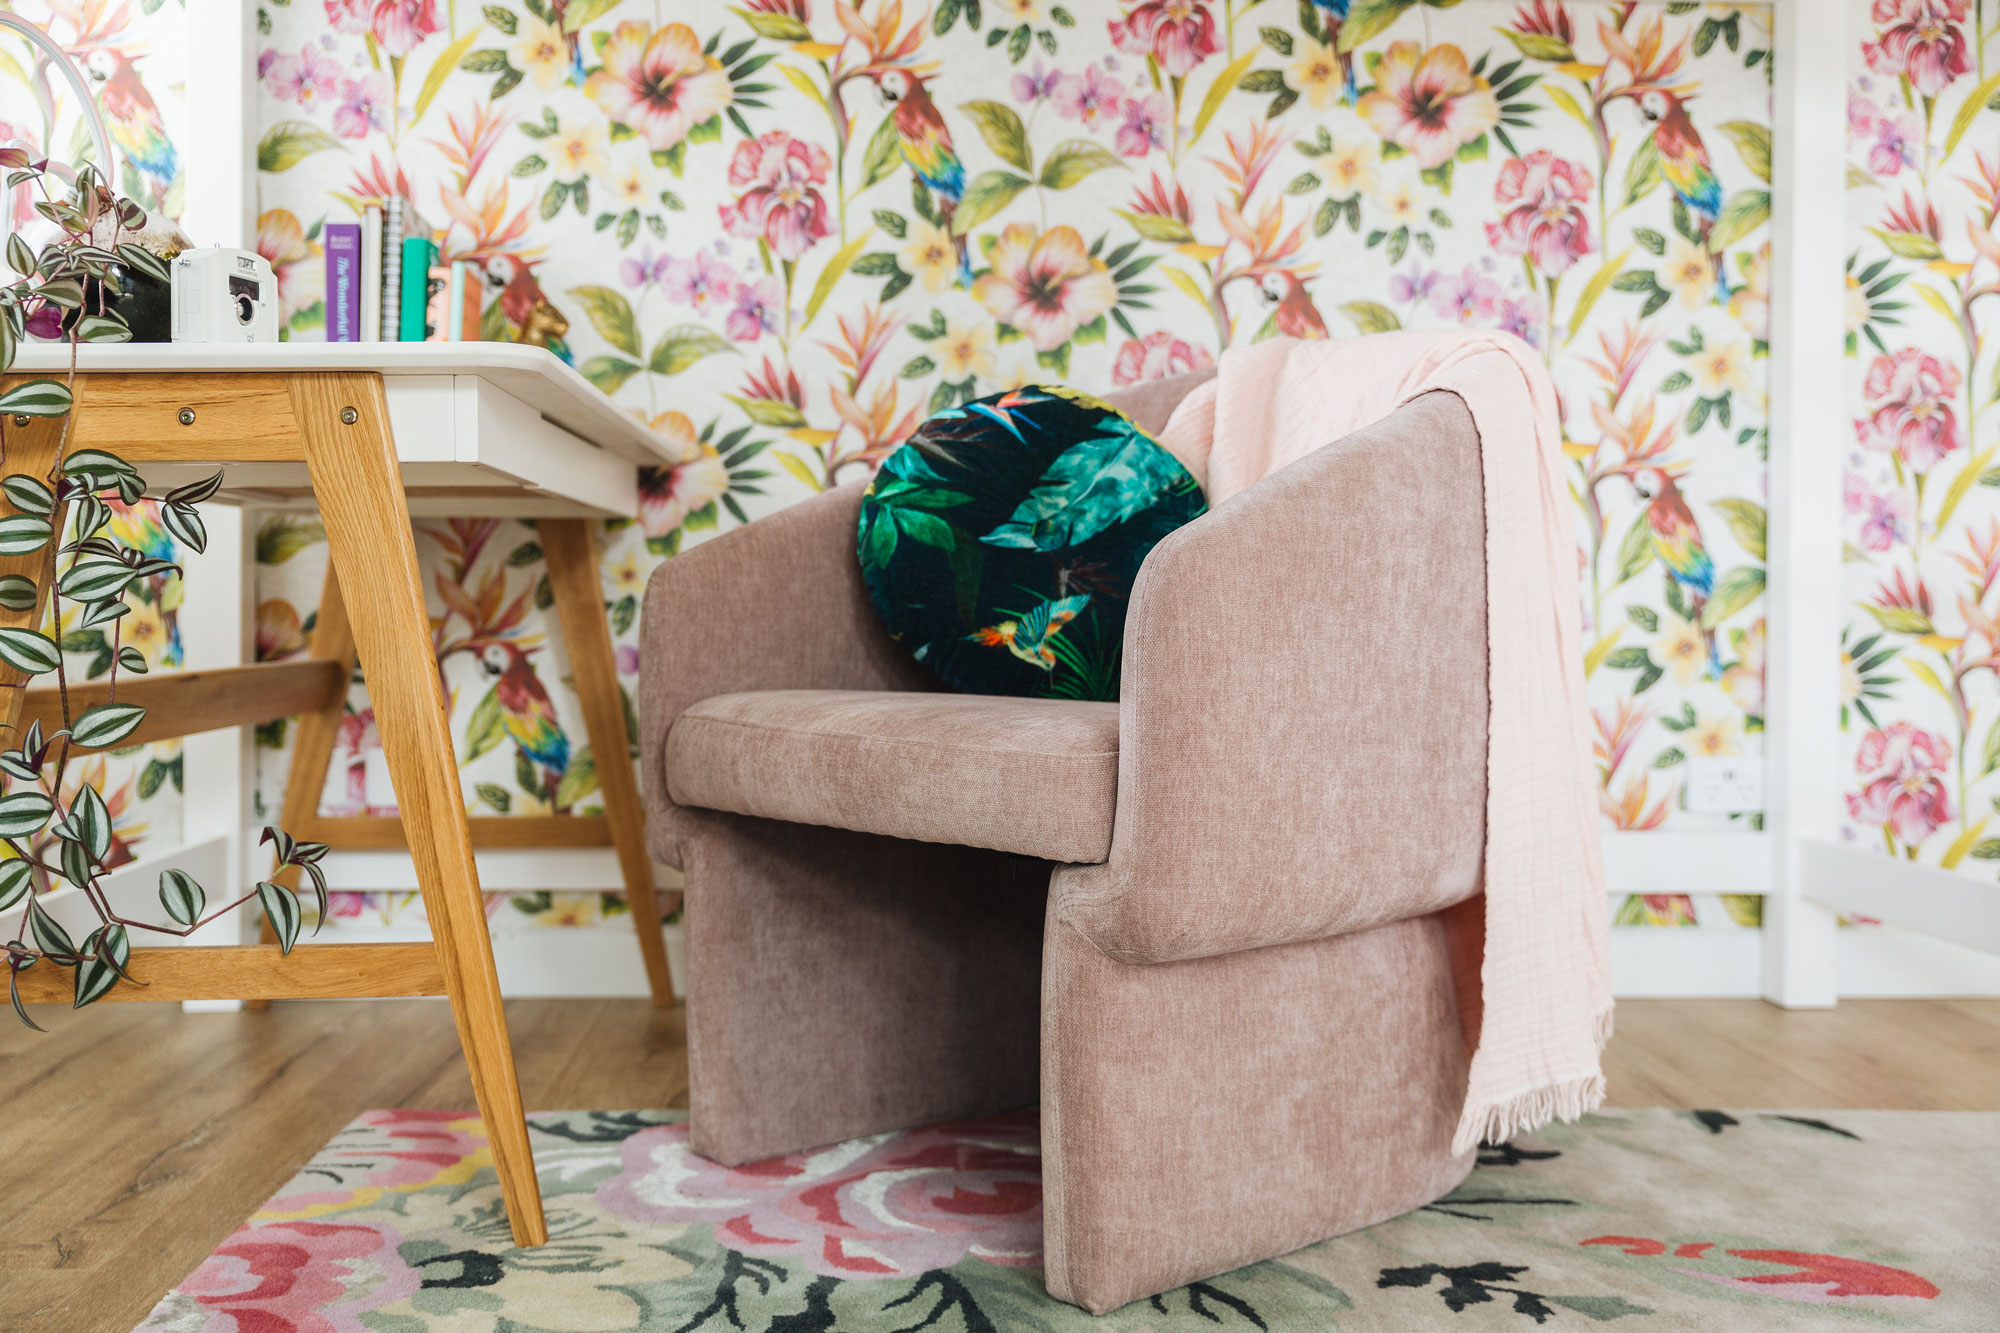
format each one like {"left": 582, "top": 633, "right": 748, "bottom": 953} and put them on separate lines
{"left": 857, "top": 385, "right": 1206, "bottom": 701}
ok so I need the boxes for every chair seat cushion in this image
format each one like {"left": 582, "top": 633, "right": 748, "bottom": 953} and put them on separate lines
{"left": 664, "top": 689, "right": 1119, "bottom": 863}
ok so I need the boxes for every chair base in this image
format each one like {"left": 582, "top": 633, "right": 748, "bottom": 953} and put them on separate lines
{"left": 679, "top": 815, "right": 1473, "bottom": 1312}
{"left": 682, "top": 812, "right": 1045, "bottom": 1165}
{"left": 1040, "top": 900, "right": 1475, "bottom": 1313}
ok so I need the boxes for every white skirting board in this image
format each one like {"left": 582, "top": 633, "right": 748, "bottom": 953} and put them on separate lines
{"left": 1611, "top": 925, "right": 2000, "bottom": 998}
{"left": 198, "top": 830, "right": 2000, "bottom": 1000}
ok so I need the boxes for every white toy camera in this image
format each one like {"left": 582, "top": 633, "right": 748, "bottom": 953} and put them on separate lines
{"left": 170, "top": 248, "right": 279, "bottom": 343}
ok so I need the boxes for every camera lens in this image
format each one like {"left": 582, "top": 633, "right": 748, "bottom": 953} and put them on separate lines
{"left": 234, "top": 293, "right": 255, "bottom": 324}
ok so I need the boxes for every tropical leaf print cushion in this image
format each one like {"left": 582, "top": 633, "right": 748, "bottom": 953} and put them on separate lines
{"left": 858, "top": 385, "right": 1206, "bottom": 700}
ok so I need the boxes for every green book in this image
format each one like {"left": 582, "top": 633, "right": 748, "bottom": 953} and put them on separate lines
{"left": 398, "top": 236, "right": 437, "bottom": 341}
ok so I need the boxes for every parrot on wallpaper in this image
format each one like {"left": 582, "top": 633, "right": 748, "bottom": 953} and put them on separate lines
{"left": 1628, "top": 465, "right": 1720, "bottom": 679}
{"left": 84, "top": 49, "right": 177, "bottom": 209}
{"left": 479, "top": 642, "right": 571, "bottom": 795}
{"left": 1305, "top": 0, "right": 1358, "bottom": 104}
{"left": 1258, "top": 270, "right": 1330, "bottom": 340}
{"left": 549, "top": 0, "right": 588, "bottom": 86}
{"left": 1636, "top": 87, "right": 1727, "bottom": 296}
{"left": 869, "top": 67, "right": 973, "bottom": 287}
{"left": 967, "top": 593, "right": 1090, "bottom": 671}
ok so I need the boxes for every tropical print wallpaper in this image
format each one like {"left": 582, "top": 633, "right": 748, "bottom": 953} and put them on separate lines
{"left": 0, "top": 0, "right": 191, "bottom": 879}
{"left": 244, "top": 0, "right": 1779, "bottom": 935}
{"left": 1840, "top": 0, "right": 2000, "bottom": 896}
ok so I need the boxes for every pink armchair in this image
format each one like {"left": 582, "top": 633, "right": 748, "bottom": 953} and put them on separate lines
{"left": 638, "top": 373, "right": 1489, "bottom": 1312}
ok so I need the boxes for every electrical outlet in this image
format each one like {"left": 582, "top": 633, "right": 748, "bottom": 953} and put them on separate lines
{"left": 1685, "top": 754, "right": 1764, "bottom": 814}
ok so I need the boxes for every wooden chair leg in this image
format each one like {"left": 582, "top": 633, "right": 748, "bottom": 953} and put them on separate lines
{"left": 291, "top": 371, "right": 547, "bottom": 1248}
{"left": 541, "top": 518, "right": 676, "bottom": 1007}
{"left": 0, "top": 410, "right": 78, "bottom": 737}
{"left": 246, "top": 560, "right": 357, "bottom": 1010}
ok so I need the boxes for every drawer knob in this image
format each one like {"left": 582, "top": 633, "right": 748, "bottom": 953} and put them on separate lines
{"left": 341, "top": 407, "right": 358, "bottom": 425}
{"left": 177, "top": 407, "right": 195, "bottom": 426}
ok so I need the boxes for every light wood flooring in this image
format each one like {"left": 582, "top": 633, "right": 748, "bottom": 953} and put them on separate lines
{"left": 4, "top": 996, "right": 1996, "bottom": 1333}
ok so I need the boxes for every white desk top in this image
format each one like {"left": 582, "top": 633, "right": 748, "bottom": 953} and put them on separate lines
{"left": 5, "top": 342, "right": 675, "bottom": 467}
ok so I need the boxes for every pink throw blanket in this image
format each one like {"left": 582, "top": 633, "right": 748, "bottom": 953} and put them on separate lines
{"left": 1158, "top": 330, "right": 1612, "bottom": 1153}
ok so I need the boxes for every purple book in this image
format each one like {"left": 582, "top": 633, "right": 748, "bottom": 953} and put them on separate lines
{"left": 325, "top": 223, "right": 362, "bottom": 342}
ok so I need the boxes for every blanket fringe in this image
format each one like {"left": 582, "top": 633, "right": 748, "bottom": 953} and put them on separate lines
{"left": 1454, "top": 1071, "right": 1608, "bottom": 1157}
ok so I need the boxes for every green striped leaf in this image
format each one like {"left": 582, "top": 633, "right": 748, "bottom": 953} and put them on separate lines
{"left": 68, "top": 701, "right": 146, "bottom": 748}
{"left": 0, "top": 626, "right": 60, "bottom": 674}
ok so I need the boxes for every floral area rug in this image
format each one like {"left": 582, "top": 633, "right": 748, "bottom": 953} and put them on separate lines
{"left": 135, "top": 1107, "right": 1995, "bottom": 1331}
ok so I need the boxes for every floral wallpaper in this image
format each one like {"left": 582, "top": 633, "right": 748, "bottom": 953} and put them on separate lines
{"left": 0, "top": 1, "right": 191, "bottom": 876}
{"left": 1841, "top": 0, "right": 2000, "bottom": 892}
{"left": 245, "top": 0, "right": 1778, "bottom": 933}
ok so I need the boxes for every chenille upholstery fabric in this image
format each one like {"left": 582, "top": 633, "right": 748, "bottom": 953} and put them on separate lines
{"left": 667, "top": 690, "right": 1119, "bottom": 862}
{"left": 638, "top": 377, "right": 1487, "bottom": 1314}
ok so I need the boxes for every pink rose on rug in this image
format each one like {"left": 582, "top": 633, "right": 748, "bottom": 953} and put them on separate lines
{"left": 156, "top": 1219, "right": 418, "bottom": 1332}
{"left": 597, "top": 1112, "right": 1042, "bottom": 1277}
{"left": 265, "top": 1109, "right": 492, "bottom": 1211}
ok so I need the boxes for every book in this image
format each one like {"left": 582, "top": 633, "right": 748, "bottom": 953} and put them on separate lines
{"left": 399, "top": 235, "right": 438, "bottom": 341}
{"left": 434, "top": 260, "right": 481, "bottom": 340}
{"left": 359, "top": 206, "right": 382, "bottom": 343}
{"left": 379, "top": 198, "right": 404, "bottom": 341}
{"left": 324, "top": 223, "right": 360, "bottom": 341}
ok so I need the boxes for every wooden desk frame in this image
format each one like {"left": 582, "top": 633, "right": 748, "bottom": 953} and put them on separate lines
{"left": 3, "top": 370, "right": 678, "bottom": 1248}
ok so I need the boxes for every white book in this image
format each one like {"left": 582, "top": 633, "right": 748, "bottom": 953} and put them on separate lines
{"left": 359, "top": 206, "right": 382, "bottom": 343}
{"left": 380, "top": 198, "right": 405, "bottom": 341}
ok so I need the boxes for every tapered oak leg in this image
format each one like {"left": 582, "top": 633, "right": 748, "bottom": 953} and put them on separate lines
{"left": 0, "top": 403, "right": 79, "bottom": 737}
{"left": 247, "top": 560, "right": 357, "bottom": 1010}
{"left": 290, "top": 371, "right": 546, "bottom": 1247}
{"left": 541, "top": 518, "right": 676, "bottom": 1006}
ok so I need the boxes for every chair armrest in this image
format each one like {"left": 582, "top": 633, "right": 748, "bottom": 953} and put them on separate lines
{"left": 1051, "top": 391, "right": 1489, "bottom": 964}
{"left": 639, "top": 482, "right": 932, "bottom": 866}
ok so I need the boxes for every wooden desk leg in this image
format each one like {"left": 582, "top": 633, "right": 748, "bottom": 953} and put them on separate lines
{"left": 540, "top": 519, "right": 676, "bottom": 1008}
{"left": 290, "top": 371, "right": 547, "bottom": 1248}
{"left": 0, "top": 413, "right": 75, "bottom": 737}
{"left": 246, "top": 561, "right": 357, "bottom": 1011}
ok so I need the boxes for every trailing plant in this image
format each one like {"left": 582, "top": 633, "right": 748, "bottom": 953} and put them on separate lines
{"left": 0, "top": 156, "right": 326, "bottom": 1027}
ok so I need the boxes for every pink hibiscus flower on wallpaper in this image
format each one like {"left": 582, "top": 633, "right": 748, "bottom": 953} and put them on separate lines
{"left": 1863, "top": 0, "right": 1971, "bottom": 99}
{"left": 1107, "top": 0, "right": 1220, "bottom": 78}
{"left": 597, "top": 1113, "right": 1042, "bottom": 1277}
{"left": 333, "top": 71, "right": 391, "bottom": 138}
{"left": 1845, "top": 474, "right": 1914, "bottom": 551}
{"left": 1357, "top": 41, "right": 1500, "bottom": 170}
{"left": 1485, "top": 150, "right": 1595, "bottom": 276}
{"left": 971, "top": 223, "right": 1118, "bottom": 351}
{"left": 585, "top": 21, "right": 733, "bottom": 151}
{"left": 1112, "top": 330, "right": 1213, "bottom": 385}
{"left": 323, "top": 0, "right": 441, "bottom": 58}
{"left": 1051, "top": 64, "right": 1122, "bottom": 128}
{"left": 262, "top": 43, "right": 342, "bottom": 110}
{"left": 719, "top": 131, "right": 833, "bottom": 262}
{"left": 1856, "top": 346, "right": 1964, "bottom": 472}
{"left": 1847, "top": 721, "right": 1955, "bottom": 848}
{"left": 639, "top": 412, "right": 729, "bottom": 540}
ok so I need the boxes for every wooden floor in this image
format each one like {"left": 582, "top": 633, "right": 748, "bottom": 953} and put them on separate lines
{"left": 4, "top": 996, "right": 1996, "bottom": 1333}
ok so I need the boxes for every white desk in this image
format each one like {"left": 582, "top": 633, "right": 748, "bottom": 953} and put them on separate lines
{"left": 4, "top": 344, "right": 681, "bottom": 1247}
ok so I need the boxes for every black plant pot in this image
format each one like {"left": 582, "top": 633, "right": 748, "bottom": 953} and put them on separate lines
{"left": 62, "top": 263, "right": 172, "bottom": 342}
